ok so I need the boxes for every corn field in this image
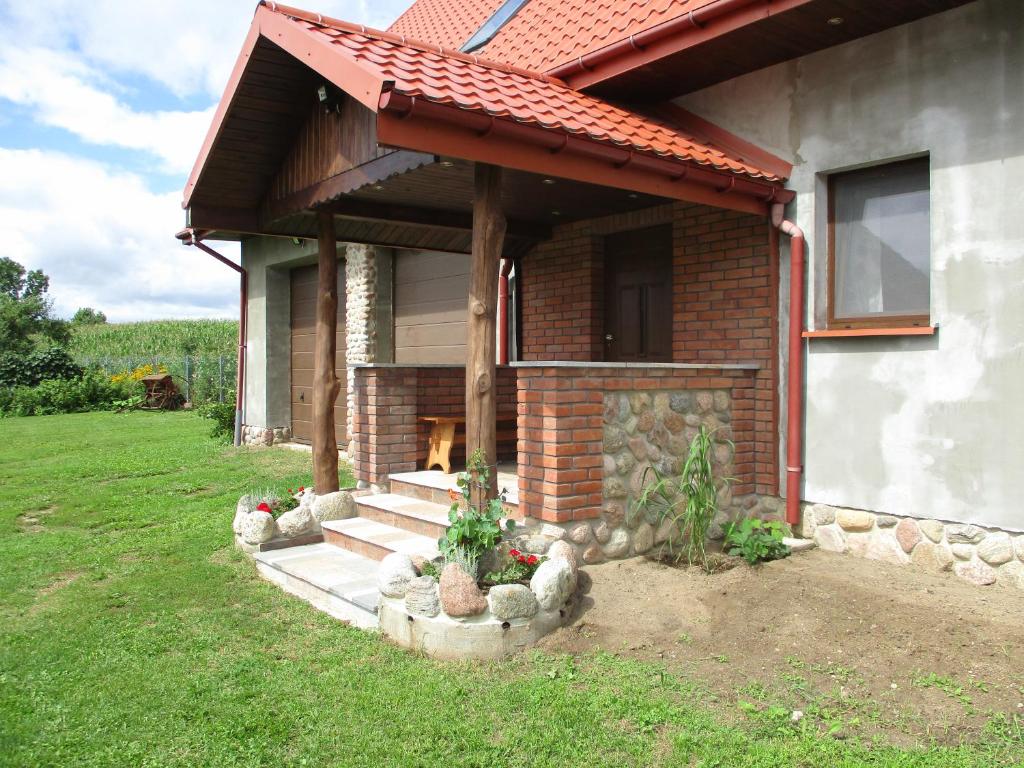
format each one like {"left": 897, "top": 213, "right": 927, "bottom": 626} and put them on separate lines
{"left": 69, "top": 320, "right": 238, "bottom": 360}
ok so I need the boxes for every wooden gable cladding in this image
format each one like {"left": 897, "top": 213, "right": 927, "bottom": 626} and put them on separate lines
{"left": 263, "top": 94, "right": 387, "bottom": 214}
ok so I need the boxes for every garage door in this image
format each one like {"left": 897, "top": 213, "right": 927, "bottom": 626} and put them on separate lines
{"left": 394, "top": 250, "right": 469, "bottom": 363}
{"left": 290, "top": 263, "right": 346, "bottom": 445}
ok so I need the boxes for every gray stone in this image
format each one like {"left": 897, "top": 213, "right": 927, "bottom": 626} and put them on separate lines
{"left": 951, "top": 543, "right": 974, "bottom": 560}
{"left": 655, "top": 517, "right": 678, "bottom": 545}
{"left": 653, "top": 392, "right": 671, "bottom": 419}
{"left": 232, "top": 505, "right": 249, "bottom": 535}
{"left": 649, "top": 423, "right": 671, "bottom": 450}
{"left": 604, "top": 504, "right": 625, "bottom": 528}
{"left": 695, "top": 391, "right": 714, "bottom": 413}
{"left": 875, "top": 515, "right": 899, "bottom": 528}
{"left": 603, "top": 453, "right": 617, "bottom": 476}
{"left": 784, "top": 536, "right": 816, "bottom": 553}
{"left": 813, "top": 505, "right": 836, "bottom": 526}
{"left": 514, "top": 535, "right": 555, "bottom": 555}
{"left": 953, "top": 560, "right": 997, "bottom": 586}
{"left": 604, "top": 478, "right": 627, "bottom": 499}
{"left": 797, "top": 506, "right": 816, "bottom": 538}
{"left": 261, "top": 428, "right": 274, "bottom": 446}
{"left": 593, "top": 520, "right": 611, "bottom": 544}
{"left": 627, "top": 436, "right": 648, "bottom": 461}
{"left": 895, "top": 518, "right": 922, "bottom": 553}
{"left": 636, "top": 410, "right": 655, "bottom": 434}
{"left": 919, "top": 519, "right": 945, "bottom": 543}
{"left": 488, "top": 584, "right": 538, "bottom": 620}
{"left": 997, "top": 560, "right": 1024, "bottom": 590}
{"left": 603, "top": 395, "right": 620, "bottom": 423}
{"left": 240, "top": 511, "right": 275, "bottom": 545}
{"left": 603, "top": 528, "right": 630, "bottom": 558}
{"left": 947, "top": 524, "right": 987, "bottom": 544}
{"left": 530, "top": 558, "right": 574, "bottom": 611}
{"left": 669, "top": 393, "right": 692, "bottom": 413}
{"left": 439, "top": 563, "right": 488, "bottom": 617}
{"left": 615, "top": 451, "right": 636, "bottom": 477}
{"left": 813, "top": 525, "right": 846, "bottom": 553}
{"left": 567, "top": 523, "right": 591, "bottom": 545}
{"left": 628, "top": 392, "right": 651, "bottom": 415}
{"left": 977, "top": 532, "right": 1014, "bottom": 565}
{"left": 1016, "top": 536, "right": 1024, "bottom": 563}
{"left": 837, "top": 509, "right": 874, "bottom": 532}
{"left": 910, "top": 542, "right": 954, "bottom": 572}
{"left": 547, "top": 540, "right": 579, "bottom": 577}
{"left": 404, "top": 576, "right": 441, "bottom": 617}
{"left": 846, "top": 532, "right": 871, "bottom": 558}
{"left": 378, "top": 553, "right": 418, "bottom": 598}
{"left": 713, "top": 390, "right": 731, "bottom": 412}
{"left": 663, "top": 411, "right": 686, "bottom": 434}
{"left": 276, "top": 506, "right": 314, "bottom": 538}
{"left": 632, "top": 523, "right": 654, "bottom": 554}
{"left": 604, "top": 426, "right": 627, "bottom": 454}
{"left": 582, "top": 543, "right": 605, "bottom": 564}
{"left": 866, "top": 532, "right": 910, "bottom": 565}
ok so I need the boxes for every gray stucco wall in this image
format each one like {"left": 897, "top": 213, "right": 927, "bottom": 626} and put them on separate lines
{"left": 677, "top": 0, "right": 1024, "bottom": 532}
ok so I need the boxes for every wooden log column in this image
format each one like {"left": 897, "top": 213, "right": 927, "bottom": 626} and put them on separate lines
{"left": 466, "top": 164, "right": 507, "bottom": 501}
{"left": 313, "top": 210, "right": 341, "bottom": 493}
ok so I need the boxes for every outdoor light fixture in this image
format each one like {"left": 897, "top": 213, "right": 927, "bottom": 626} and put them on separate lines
{"left": 317, "top": 83, "right": 341, "bottom": 113}
{"left": 439, "top": 160, "right": 454, "bottom": 167}
{"left": 827, "top": 16, "right": 844, "bottom": 25}
{"left": 373, "top": 184, "right": 385, "bottom": 191}
{"left": 541, "top": 178, "right": 556, "bottom": 185}
{"left": 317, "top": 84, "right": 328, "bottom": 102}
{"left": 551, "top": 210, "right": 561, "bottom": 216}
{"left": 627, "top": 193, "right": 638, "bottom": 199}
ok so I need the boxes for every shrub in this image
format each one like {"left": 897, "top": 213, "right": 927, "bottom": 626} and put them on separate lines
{"left": 724, "top": 518, "right": 791, "bottom": 565}
{"left": 0, "top": 346, "right": 82, "bottom": 388}
{"left": 1, "top": 372, "right": 141, "bottom": 416}
{"left": 197, "top": 401, "right": 236, "bottom": 441}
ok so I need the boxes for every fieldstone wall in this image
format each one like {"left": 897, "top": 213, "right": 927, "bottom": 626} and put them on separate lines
{"left": 345, "top": 245, "right": 379, "bottom": 453}
{"left": 241, "top": 424, "right": 292, "bottom": 446}
{"left": 803, "top": 503, "right": 1024, "bottom": 589}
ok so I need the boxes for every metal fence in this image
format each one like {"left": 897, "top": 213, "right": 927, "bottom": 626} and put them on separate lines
{"left": 77, "top": 355, "right": 237, "bottom": 405}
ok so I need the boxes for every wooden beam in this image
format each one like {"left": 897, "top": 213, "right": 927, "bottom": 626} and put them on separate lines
{"left": 465, "top": 164, "right": 506, "bottom": 502}
{"left": 312, "top": 210, "right": 341, "bottom": 493}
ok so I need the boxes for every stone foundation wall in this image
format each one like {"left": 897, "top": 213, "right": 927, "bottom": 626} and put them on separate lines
{"left": 345, "top": 244, "right": 379, "bottom": 453}
{"left": 803, "top": 504, "right": 1024, "bottom": 589}
{"left": 241, "top": 424, "right": 292, "bottom": 446}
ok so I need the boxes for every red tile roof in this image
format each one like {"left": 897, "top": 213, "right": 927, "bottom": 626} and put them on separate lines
{"left": 388, "top": 0, "right": 504, "bottom": 51}
{"left": 276, "top": 5, "right": 783, "bottom": 181}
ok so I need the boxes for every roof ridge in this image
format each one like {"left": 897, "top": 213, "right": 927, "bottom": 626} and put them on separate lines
{"left": 259, "top": 1, "right": 565, "bottom": 86}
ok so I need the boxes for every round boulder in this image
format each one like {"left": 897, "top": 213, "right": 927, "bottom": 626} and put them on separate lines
{"left": 530, "top": 558, "right": 574, "bottom": 611}
{"left": 603, "top": 528, "right": 630, "bottom": 558}
{"left": 276, "top": 506, "right": 314, "bottom": 538}
{"left": 404, "top": 576, "right": 441, "bottom": 617}
{"left": 241, "top": 511, "right": 275, "bottom": 545}
{"left": 488, "top": 584, "right": 539, "bottom": 620}
{"left": 439, "top": 563, "right": 488, "bottom": 617}
{"left": 312, "top": 491, "right": 355, "bottom": 523}
{"left": 378, "top": 553, "right": 418, "bottom": 598}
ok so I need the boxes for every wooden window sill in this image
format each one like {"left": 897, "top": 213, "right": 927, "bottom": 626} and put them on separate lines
{"left": 803, "top": 326, "right": 937, "bottom": 339}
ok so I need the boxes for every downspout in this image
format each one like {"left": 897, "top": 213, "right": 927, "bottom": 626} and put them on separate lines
{"left": 184, "top": 231, "right": 247, "bottom": 447}
{"left": 771, "top": 202, "right": 805, "bottom": 528}
{"left": 498, "top": 257, "right": 513, "bottom": 365}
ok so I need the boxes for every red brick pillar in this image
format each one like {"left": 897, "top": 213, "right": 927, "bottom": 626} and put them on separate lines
{"left": 352, "top": 366, "right": 418, "bottom": 488}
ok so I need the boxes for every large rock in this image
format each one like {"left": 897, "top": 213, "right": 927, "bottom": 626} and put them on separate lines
{"left": 911, "top": 542, "right": 954, "bottom": 572}
{"left": 947, "top": 524, "right": 986, "bottom": 544}
{"left": 232, "top": 504, "right": 250, "bottom": 535}
{"left": 582, "top": 543, "right": 605, "bottom": 564}
{"left": 439, "top": 563, "right": 488, "bottom": 617}
{"left": 918, "top": 519, "right": 945, "bottom": 543}
{"left": 954, "top": 560, "right": 997, "bottom": 586}
{"left": 547, "top": 540, "right": 579, "bottom": 577}
{"left": 977, "top": 532, "right": 1013, "bottom": 565}
{"left": 836, "top": 509, "right": 874, "bottom": 532}
{"left": 1016, "top": 536, "right": 1024, "bottom": 563}
{"left": 378, "top": 553, "right": 417, "bottom": 598}
{"left": 632, "top": 523, "right": 655, "bottom": 555}
{"left": 998, "top": 560, "right": 1024, "bottom": 590}
{"left": 813, "top": 525, "right": 847, "bottom": 553}
{"left": 404, "top": 576, "right": 441, "bottom": 617}
{"left": 488, "top": 584, "right": 539, "bottom": 620}
{"left": 276, "top": 506, "right": 314, "bottom": 538}
{"left": 567, "top": 523, "right": 591, "bottom": 545}
{"left": 895, "top": 518, "right": 922, "bottom": 553}
{"left": 240, "top": 511, "right": 275, "bottom": 545}
{"left": 813, "top": 505, "right": 837, "bottom": 526}
{"left": 951, "top": 543, "right": 974, "bottom": 560}
{"left": 311, "top": 491, "right": 355, "bottom": 522}
{"left": 593, "top": 521, "right": 611, "bottom": 544}
{"left": 865, "top": 532, "right": 910, "bottom": 565}
{"left": 603, "top": 528, "right": 630, "bottom": 558}
{"left": 530, "top": 558, "right": 574, "bottom": 611}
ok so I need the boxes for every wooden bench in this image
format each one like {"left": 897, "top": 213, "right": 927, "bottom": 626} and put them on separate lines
{"left": 419, "top": 414, "right": 517, "bottom": 473}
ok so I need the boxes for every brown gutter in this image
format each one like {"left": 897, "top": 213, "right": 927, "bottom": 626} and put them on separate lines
{"left": 378, "top": 91, "right": 793, "bottom": 210}
{"left": 498, "top": 257, "right": 513, "bottom": 365}
{"left": 178, "top": 228, "right": 247, "bottom": 447}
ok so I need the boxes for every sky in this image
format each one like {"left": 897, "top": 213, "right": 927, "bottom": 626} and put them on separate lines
{"left": 0, "top": 0, "right": 410, "bottom": 322}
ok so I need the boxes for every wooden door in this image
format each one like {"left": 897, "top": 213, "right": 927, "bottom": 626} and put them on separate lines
{"left": 290, "top": 263, "right": 346, "bottom": 445}
{"left": 604, "top": 225, "right": 673, "bottom": 362}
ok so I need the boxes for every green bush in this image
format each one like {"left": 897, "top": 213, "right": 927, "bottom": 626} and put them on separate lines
{"left": 723, "top": 517, "right": 791, "bottom": 565}
{"left": 0, "top": 346, "right": 82, "bottom": 388}
{"left": 197, "top": 400, "right": 237, "bottom": 441}
{"left": 0, "top": 372, "right": 141, "bottom": 417}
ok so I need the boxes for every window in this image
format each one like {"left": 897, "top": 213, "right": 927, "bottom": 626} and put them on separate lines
{"left": 460, "top": 0, "right": 531, "bottom": 53}
{"left": 828, "top": 157, "right": 931, "bottom": 328}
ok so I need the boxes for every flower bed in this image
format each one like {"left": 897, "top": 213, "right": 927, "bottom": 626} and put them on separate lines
{"left": 233, "top": 486, "right": 356, "bottom": 551}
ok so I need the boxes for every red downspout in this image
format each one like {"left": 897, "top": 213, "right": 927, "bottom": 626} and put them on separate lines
{"left": 183, "top": 231, "right": 247, "bottom": 447}
{"left": 498, "top": 257, "right": 512, "bottom": 365}
{"left": 771, "top": 203, "right": 805, "bottom": 527}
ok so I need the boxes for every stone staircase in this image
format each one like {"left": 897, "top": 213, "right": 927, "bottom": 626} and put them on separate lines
{"left": 252, "top": 470, "right": 520, "bottom": 627}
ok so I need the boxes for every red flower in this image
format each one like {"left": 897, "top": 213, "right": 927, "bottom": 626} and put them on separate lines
{"left": 256, "top": 502, "right": 272, "bottom": 514}
{"left": 509, "top": 549, "right": 521, "bottom": 558}
{"left": 298, "top": 486, "right": 305, "bottom": 492}
{"left": 287, "top": 488, "right": 294, "bottom": 494}
{"left": 448, "top": 489, "right": 459, "bottom": 502}
{"left": 526, "top": 555, "right": 539, "bottom": 565}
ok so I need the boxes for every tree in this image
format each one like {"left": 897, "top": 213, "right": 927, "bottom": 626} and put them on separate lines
{"left": 71, "top": 307, "right": 107, "bottom": 326}
{"left": 0, "top": 257, "right": 69, "bottom": 354}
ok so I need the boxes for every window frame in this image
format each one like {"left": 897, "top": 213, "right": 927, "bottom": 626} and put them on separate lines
{"left": 826, "top": 157, "right": 932, "bottom": 330}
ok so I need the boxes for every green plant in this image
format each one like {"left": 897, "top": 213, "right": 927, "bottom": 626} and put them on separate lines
{"left": 0, "top": 346, "right": 82, "bottom": 388}
{"left": 0, "top": 372, "right": 141, "bottom": 417}
{"left": 438, "top": 448, "right": 515, "bottom": 579}
{"left": 197, "top": 400, "right": 237, "bottom": 441}
{"left": 419, "top": 559, "right": 443, "bottom": 580}
{"left": 723, "top": 517, "right": 791, "bottom": 564}
{"left": 633, "top": 424, "right": 730, "bottom": 571}
{"left": 483, "top": 549, "right": 545, "bottom": 585}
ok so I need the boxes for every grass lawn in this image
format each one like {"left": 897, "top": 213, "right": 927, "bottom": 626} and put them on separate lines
{"left": 0, "top": 412, "right": 1020, "bottom": 767}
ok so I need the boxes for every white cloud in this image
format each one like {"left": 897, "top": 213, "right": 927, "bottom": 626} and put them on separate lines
{"left": 0, "top": 148, "right": 240, "bottom": 322}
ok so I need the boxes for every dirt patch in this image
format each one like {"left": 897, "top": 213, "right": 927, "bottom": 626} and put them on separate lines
{"left": 16, "top": 506, "right": 57, "bottom": 533}
{"left": 543, "top": 549, "right": 1024, "bottom": 747}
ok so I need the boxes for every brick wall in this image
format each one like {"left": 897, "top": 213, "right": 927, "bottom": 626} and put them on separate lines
{"left": 518, "top": 202, "right": 777, "bottom": 495}
{"left": 351, "top": 367, "right": 418, "bottom": 487}
{"left": 517, "top": 364, "right": 757, "bottom": 523}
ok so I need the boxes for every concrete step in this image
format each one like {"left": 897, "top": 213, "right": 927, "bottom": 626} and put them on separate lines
{"left": 356, "top": 493, "right": 450, "bottom": 540}
{"left": 321, "top": 516, "right": 441, "bottom": 562}
{"left": 253, "top": 543, "right": 380, "bottom": 628}
{"left": 389, "top": 469, "right": 521, "bottom": 518}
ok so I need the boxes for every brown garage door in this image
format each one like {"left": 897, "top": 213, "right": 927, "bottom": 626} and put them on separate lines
{"left": 394, "top": 250, "right": 469, "bottom": 363}
{"left": 290, "top": 263, "right": 346, "bottom": 445}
